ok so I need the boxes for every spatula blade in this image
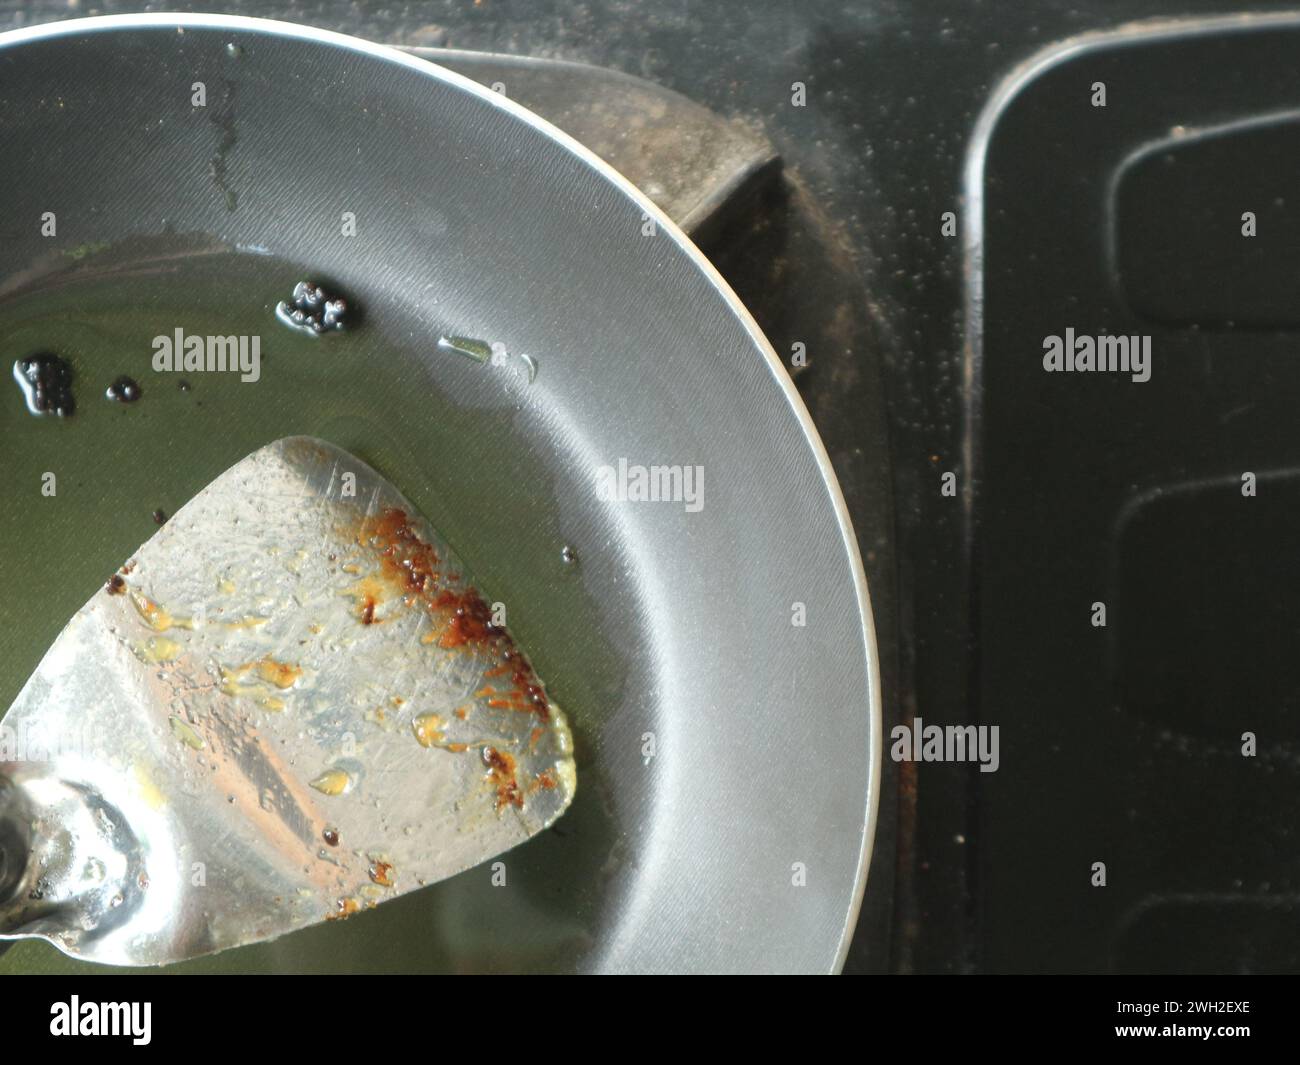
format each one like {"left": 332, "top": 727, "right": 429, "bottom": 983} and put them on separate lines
{"left": 0, "top": 436, "right": 576, "bottom": 965}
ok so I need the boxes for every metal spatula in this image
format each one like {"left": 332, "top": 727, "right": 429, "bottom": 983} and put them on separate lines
{"left": 0, "top": 436, "right": 576, "bottom": 966}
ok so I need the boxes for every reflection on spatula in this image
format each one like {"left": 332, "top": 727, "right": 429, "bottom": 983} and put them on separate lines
{"left": 0, "top": 436, "right": 575, "bottom": 965}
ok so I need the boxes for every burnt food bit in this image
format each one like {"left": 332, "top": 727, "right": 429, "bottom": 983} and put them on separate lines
{"left": 106, "top": 376, "right": 142, "bottom": 403}
{"left": 13, "top": 353, "right": 75, "bottom": 416}
{"left": 275, "top": 280, "right": 351, "bottom": 336}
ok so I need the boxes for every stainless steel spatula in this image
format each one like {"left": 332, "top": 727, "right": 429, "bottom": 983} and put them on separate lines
{"left": 0, "top": 436, "right": 576, "bottom": 965}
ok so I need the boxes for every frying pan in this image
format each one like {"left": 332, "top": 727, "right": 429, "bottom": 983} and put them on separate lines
{"left": 0, "top": 13, "right": 879, "bottom": 974}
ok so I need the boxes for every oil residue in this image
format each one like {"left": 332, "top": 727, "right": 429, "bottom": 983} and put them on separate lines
{"left": 142, "top": 636, "right": 182, "bottom": 663}
{"left": 208, "top": 79, "right": 239, "bottom": 212}
{"left": 218, "top": 664, "right": 290, "bottom": 712}
{"left": 169, "top": 715, "right": 205, "bottom": 750}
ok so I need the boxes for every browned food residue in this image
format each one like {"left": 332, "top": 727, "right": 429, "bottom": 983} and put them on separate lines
{"left": 252, "top": 658, "right": 303, "bottom": 689}
{"left": 342, "top": 575, "right": 387, "bottom": 625}
{"left": 357, "top": 508, "right": 552, "bottom": 722}
{"left": 326, "top": 897, "right": 361, "bottom": 921}
{"left": 483, "top": 746, "right": 522, "bottom": 811}
{"left": 106, "top": 574, "right": 126, "bottom": 595}
{"left": 322, "top": 827, "right": 339, "bottom": 847}
{"left": 368, "top": 861, "right": 395, "bottom": 888}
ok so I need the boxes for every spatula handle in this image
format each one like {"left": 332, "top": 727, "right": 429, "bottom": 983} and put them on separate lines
{"left": 0, "top": 767, "right": 141, "bottom": 954}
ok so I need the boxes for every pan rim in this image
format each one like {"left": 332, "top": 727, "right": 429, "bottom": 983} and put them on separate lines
{"left": 0, "top": 10, "right": 882, "bottom": 974}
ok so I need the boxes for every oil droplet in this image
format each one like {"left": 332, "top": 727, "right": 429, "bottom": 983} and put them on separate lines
{"left": 105, "top": 375, "right": 142, "bottom": 403}
{"left": 276, "top": 281, "right": 350, "bottom": 335}
{"left": 437, "top": 335, "right": 492, "bottom": 363}
{"left": 169, "top": 715, "right": 205, "bottom": 750}
{"left": 411, "top": 712, "right": 445, "bottom": 748}
{"left": 309, "top": 768, "right": 352, "bottom": 796}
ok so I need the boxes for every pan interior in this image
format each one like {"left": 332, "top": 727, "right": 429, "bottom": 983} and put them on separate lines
{"left": 0, "top": 15, "right": 876, "bottom": 973}
{"left": 0, "top": 238, "right": 630, "bottom": 972}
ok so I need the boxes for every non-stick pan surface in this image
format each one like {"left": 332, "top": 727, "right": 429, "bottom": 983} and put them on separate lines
{"left": 0, "top": 14, "right": 879, "bottom": 973}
